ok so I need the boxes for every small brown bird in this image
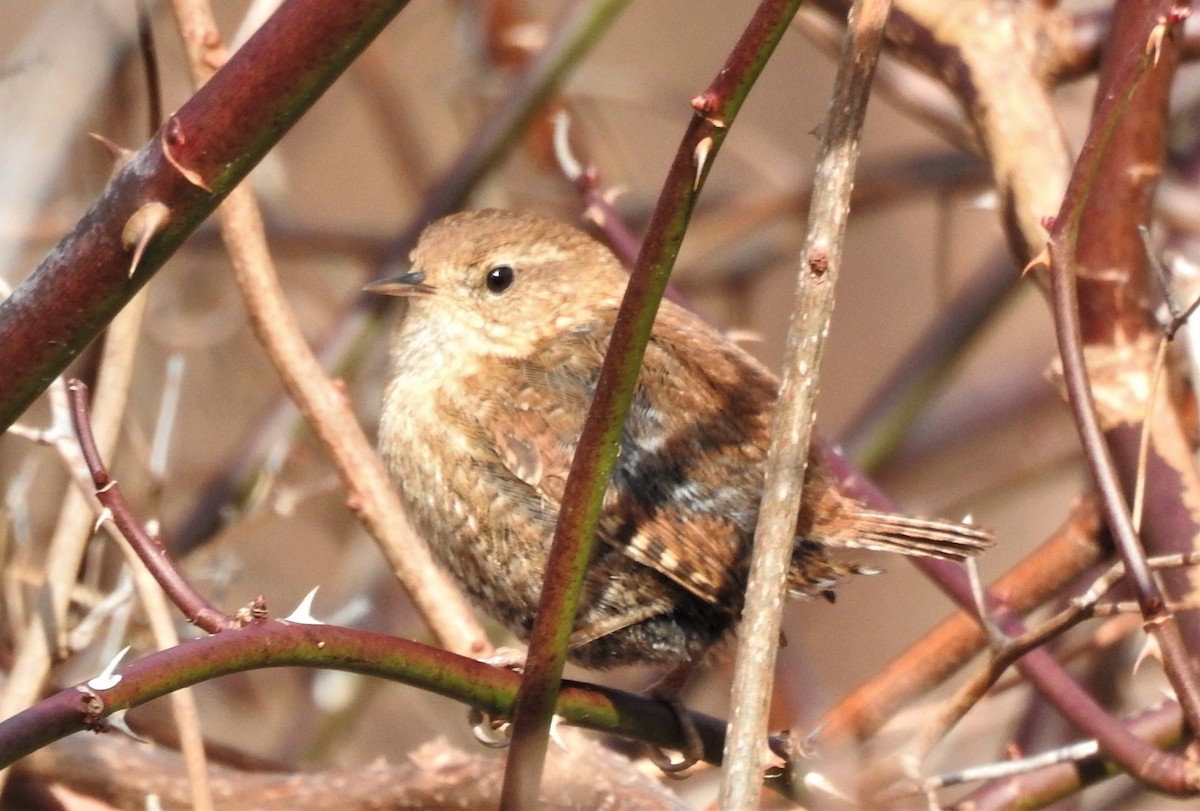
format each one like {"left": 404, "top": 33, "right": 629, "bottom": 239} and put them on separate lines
{"left": 372, "top": 209, "right": 991, "bottom": 676}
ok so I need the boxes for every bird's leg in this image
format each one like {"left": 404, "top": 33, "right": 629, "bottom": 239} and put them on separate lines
{"left": 568, "top": 604, "right": 708, "bottom": 774}
{"left": 645, "top": 659, "right": 705, "bottom": 776}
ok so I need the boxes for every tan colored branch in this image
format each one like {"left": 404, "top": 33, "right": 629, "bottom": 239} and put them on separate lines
{"left": 167, "top": 0, "right": 487, "bottom": 657}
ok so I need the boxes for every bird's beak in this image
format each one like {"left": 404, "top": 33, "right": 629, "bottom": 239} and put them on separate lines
{"left": 363, "top": 270, "right": 436, "bottom": 297}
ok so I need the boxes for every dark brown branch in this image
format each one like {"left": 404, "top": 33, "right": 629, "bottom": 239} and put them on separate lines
{"left": 67, "top": 380, "right": 238, "bottom": 634}
{"left": 136, "top": 6, "right": 162, "bottom": 135}
{"left": 1043, "top": 3, "right": 1200, "bottom": 784}
{"left": 0, "top": 0, "right": 411, "bottom": 432}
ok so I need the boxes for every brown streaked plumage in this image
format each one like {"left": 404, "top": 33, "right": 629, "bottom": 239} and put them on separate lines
{"left": 373, "top": 209, "right": 992, "bottom": 671}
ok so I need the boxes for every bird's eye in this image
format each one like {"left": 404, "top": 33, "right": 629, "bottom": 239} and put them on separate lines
{"left": 485, "top": 264, "right": 516, "bottom": 294}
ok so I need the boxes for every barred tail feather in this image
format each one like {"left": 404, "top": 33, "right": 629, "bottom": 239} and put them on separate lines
{"left": 837, "top": 510, "right": 993, "bottom": 561}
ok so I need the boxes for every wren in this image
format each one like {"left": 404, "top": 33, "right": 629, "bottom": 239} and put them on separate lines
{"left": 371, "top": 209, "right": 992, "bottom": 673}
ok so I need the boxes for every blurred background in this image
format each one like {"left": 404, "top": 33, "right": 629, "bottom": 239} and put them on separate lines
{"left": 3, "top": 1, "right": 1189, "bottom": 808}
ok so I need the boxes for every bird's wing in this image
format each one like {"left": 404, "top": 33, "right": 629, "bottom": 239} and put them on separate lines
{"left": 484, "top": 308, "right": 777, "bottom": 606}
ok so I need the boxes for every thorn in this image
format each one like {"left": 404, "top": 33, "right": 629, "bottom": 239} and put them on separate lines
{"left": 1147, "top": 20, "right": 1168, "bottom": 66}
{"left": 1022, "top": 245, "right": 1051, "bottom": 277}
{"left": 468, "top": 707, "right": 512, "bottom": 748}
{"left": 551, "top": 110, "right": 583, "bottom": 182}
{"left": 583, "top": 203, "right": 607, "bottom": 228}
{"left": 87, "top": 645, "right": 131, "bottom": 691}
{"left": 6, "top": 423, "right": 44, "bottom": 443}
{"left": 161, "top": 116, "right": 212, "bottom": 192}
{"left": 87, "top": 132, "right": 134, "bottom": 176}
{"left": 87, "top": 132, "right": 132, "bottom": 160}
{"left": 1133, "top": 633, "right": 1161, "bottom": 674}
{"left": 1147, "top": 7, "right": 1189, "bottom": 67}
{"left": 92, "top": 506, "right": 113, "bottom": 534}
{"left": 283, "top": 586, "right": 325, "bottom": 625}
{"left": 692, "top": 136, "right": 714, "bottom": 191}
{"left": 549, "top": 714, "right": 568, "bottom": 750}
{"left": 804, "top": 771, "right": 855, "bottom": 802}
{"left": 601, "top": 186, "right": 626, "bottom": 206}
{"left": 967, "top": 558, "right": 1007, "bottom": 649}
{"left": 107, "top": 709, "right": 149, "bottom": 743}
{"left": 121, "top": 202, "right": 171, "bottom": 278}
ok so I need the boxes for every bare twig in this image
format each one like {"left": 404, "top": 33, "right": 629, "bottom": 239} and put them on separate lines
{"left": 818, "top": 494, "right": 1107, "bottom": 745}
{"left": 551, "top": 110, "right": 641, "bottom": 265}
{"left": 811, "top": 0, "right": 1072, "bottom": 264}
{"left": 0, "top": 270, "right": 148, "bottom": 794}
{"left": 828, "top": 433, "right": 1200, "bottom": 794}
{"left": 794, "top": 8, "right": 976, "bottom": 152}
{"left": 955, "top": 700, "right": 1186, "bottom": 809}
{"left": 721, "top": 0, "right": 889, "bottom": 807}
{"left": 167, "top": 0, "right": 488, "bottom": 658}
{"left": 374, "top": 0, "right": 634, "bottom": 273}
{"left": 67, "top": 380, "right": 237, "bottom": 633}
{"left": 915, "top": 552, "right": 1200, "bottom": 769}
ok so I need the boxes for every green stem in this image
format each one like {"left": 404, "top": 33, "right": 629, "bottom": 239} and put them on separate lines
{"left": 499, "top": 1, "right": 803, "bottom": 806}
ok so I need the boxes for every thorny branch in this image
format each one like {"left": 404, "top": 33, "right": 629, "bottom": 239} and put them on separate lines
{"left": 1041, "top": 1, "right": 1200, "bottom": 792}
{"left": 0, "top": 0, "right": 412, "bottom": 432}
{"left": 501, "top": 2, "right": 804, "bottom": 807}
{"left": 67, "top": 380, "right": 238, "bottom": 634}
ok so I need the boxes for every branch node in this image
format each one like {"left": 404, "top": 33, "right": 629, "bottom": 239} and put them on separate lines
{"left": 689, "top": 92, "right": 726, "bottom": 127}
{"left": 75, "top": 686, "right": 106, "bottom": 728}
